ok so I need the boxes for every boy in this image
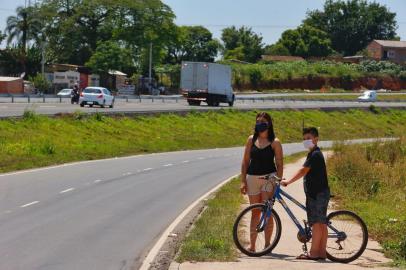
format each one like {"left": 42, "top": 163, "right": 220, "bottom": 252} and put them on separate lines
{"left": 281, "top": 127, "right": 330, "bottom": 260}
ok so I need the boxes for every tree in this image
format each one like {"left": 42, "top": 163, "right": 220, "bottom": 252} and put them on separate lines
{"left": 304, "top": 0, "right": 398, "bottom": 56}
{"left": 264, "top": 43, "right": 291, "bottom": 56}
{"left": 270, "top": 24, "right": 334, "bottom": 57}
{"left": 5, "top": 6, "right": 42, "bottom": 73}
{"left": 86, "top": 41, "right": 134, "bottom": 74}
{"left": 221, "top": 26, "right": 264, "bottom": 63}
{"left": 0, "top": 31, "right": 5, "bottom": 44}
{"left": 38, "top": 0, "right": 176, "bottom": 74}
{"left": 165, "top": 26, "right": 220, "bottom": 64}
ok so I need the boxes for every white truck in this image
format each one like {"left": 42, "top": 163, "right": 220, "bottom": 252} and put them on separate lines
{"left": 180, "top": 61, "right": 235, "bottom": 106}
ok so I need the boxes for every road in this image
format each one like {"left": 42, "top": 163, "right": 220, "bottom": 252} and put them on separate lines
{"left": 0, "top": 139, "right": 386, "bottom": 270}
{"left": 0, "top": 99, "right": 405, "bottom": 118}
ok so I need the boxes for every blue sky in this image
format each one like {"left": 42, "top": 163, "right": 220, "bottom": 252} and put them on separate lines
{"left": 1, "top": 0, "right": 405, "bottom": 47}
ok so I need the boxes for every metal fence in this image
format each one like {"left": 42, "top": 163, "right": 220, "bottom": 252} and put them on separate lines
{"left": 0, "top": 94, "right": 405, "bottom": 104}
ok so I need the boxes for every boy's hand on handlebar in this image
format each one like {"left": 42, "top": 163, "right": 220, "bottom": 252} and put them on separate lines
{"left": 281, "top": 179, "right": 290, "bottom": 187}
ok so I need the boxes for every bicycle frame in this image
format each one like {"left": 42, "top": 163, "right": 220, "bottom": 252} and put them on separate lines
{"left": 260, "top": 182, "right": 343, "bottom": 240}
{"left": 274, "top": 184, "right": 308, "bottom": 235}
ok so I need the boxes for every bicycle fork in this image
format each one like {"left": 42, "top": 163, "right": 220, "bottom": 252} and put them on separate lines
{"left": 257, "top": 200, "right": 274, "bottom": 232}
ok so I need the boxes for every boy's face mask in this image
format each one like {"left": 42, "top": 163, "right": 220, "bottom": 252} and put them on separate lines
{"left": 303, "top": 139, "right": 315, "bottom": 150}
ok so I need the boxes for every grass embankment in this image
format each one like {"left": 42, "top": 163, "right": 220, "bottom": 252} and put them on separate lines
{"left": 328, "top": 139, "right": 406, "bottom": 267}
{"left": 1, "top": 109, "right": 406, "bottom": 173}
{"left": 176, "top": 153, "right": 306, "bottom": 262}
{"left": 225, "top": 60, "right": 406, "bottom": 90}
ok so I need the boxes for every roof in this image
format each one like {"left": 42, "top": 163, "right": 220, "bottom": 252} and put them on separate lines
{"left": 0, "top": 76, "right": 22, "bottom": 82}
{"left": 373, "top": 40, "right": 406, "bottom": 48}
{"left": 108, "top": 70, "right": 127, "bottom": 76}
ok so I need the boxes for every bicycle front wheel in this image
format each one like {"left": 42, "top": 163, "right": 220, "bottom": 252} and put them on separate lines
{"left": 233, "top": 203, "right": 282, "bottom": 257}
{"left": 326, "top": 210, "right": 368, "bottom": 263}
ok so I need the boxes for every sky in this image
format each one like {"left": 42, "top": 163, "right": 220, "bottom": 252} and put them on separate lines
{"left": 0, "top": 0, "right": 405, "bottom": 47}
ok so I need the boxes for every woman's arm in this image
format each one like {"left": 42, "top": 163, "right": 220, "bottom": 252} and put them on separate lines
{"left": 240, "top": 136, "right": 253, "bottom": 194}
{"left": 272, "top": 138, "right": 284, "bottom": 178}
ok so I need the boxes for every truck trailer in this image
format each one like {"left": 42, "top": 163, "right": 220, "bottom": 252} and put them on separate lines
{"left": 180, "top": 61, "right": 235, "bottom": 106}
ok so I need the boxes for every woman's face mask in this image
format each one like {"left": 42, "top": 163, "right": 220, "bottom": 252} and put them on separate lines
{"left": 255, "top": 122, "right": 269, "bottom": 133}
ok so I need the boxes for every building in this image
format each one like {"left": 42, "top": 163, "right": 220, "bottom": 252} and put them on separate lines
{"left": 367, "top": 40, "right": 406, "bottom": 64}
{"left": 0, "top": 76, "right": 24, "bottom": 94}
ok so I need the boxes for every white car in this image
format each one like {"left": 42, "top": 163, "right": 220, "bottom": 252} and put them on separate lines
{"left": 358, "top": 90, "right": 377, "bottom": 102}
{"left": 57, "top": 89, "right": 73, "bottom": 97}
{"left": 79, "top": 87, "right": 115, "bottom": 108}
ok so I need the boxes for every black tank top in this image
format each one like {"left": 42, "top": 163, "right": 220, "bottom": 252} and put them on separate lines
{"left": 247, "top": 139, "right": 277, "bottom": 175}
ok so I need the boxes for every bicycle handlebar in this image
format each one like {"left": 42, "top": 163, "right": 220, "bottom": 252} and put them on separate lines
{"left": 259, "top": 174, "right": 282, "bottom": 182}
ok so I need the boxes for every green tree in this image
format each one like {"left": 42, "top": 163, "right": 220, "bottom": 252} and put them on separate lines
{"left": 221, "top": 26, "right": 264, "bottom": 63}
{"left": 264, "top": 43, "right": 291, "bottom": 56}
{"left": 0, "top": 31, "right": 5, "bottom": 44}
{"left": 30, "top": 73, "right": 52, "bottom": 93}
{"left": 304, "top": 0, "right": 398, "bottom": 56}
{"left": 86, "top": 41, "right": 134, "bottom": 74}
{"left": 5, "top": 6, "right": 42, "bottom": 73}
{"left": 271, "top": 24, "right": 333, "bottom": 57}
{"left": 39, "top": 0, "right": 176, "bottom": 70}
{"left": 165, "top": 26, "right": 220, "bottom": 64}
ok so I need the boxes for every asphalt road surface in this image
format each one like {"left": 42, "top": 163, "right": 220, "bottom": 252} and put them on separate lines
{"left": 0, "top": 99, "right": 405, "bottom": 118}
{"left": 0, "top": 139, "right": 386, "bottom": 270}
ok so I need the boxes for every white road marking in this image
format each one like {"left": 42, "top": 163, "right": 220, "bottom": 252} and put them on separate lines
{"left": 59, "top": 188, "right": 75, "bottom": 194}
{"left": 182, "top": 160, "right": 189, "bottom": 163}
{"left": 20, "top": 201, "right": 39, "bottom": 208}
{"left": 4, "top": 210, "right": 12, "bottom": 214}
{"left": 198, "top": 157, "right": 205, "bottom": 160}
{"left": 143, "top": 168, "right": 153, "bottom": 171}
{"left": 163, "top": 164, "right": 173, "bottom": 167}
{"left": 94, "top": 179, "right": 102, "bottom": 183}
{"left": 39, "top": 105, "right": 56, "bottom": 108}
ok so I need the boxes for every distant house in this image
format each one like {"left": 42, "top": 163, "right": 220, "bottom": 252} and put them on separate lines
{"left": 0, "top": 77, "right": 24, "bottom": 94}
{"left": 366, "top": 40, "right": 406, "bottom": 64}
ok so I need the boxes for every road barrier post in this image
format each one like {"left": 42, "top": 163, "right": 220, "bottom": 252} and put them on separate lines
{"left": 43, "top": 96, "right": 46, "bottom": 103}
{"left": 28, "top": 96, "right": 30, "bottom": 103}
{"left": 11, "top": 96, "right": 14, "bottom": 103}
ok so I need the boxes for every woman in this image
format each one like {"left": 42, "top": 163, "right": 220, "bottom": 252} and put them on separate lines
{"left": 240, "top": 112, "right": 283, "bottom": 252}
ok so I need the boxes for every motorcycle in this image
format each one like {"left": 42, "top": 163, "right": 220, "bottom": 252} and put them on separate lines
{"left": 71, "top": 91, "right": 80, "bottom": 104}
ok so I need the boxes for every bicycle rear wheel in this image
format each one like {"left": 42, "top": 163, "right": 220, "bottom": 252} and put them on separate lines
{"left": 233, "top": 203, "right": 282, "bottom": 257}
{"left": 326, "top": 210, "right": 368, "bottom": 263}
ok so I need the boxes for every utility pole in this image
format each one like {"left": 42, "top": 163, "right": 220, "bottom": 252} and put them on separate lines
{"left": 41, "top": 42, "right": 46, "bottom": 75}
{"left": 148, "top": 42, "right": 153, "bottom": 94}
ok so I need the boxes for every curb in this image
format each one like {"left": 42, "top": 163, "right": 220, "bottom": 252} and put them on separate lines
{"left": 139, "top": 174, "right": 239, "bottom": 270}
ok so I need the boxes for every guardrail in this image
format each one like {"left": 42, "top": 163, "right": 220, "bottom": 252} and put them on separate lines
{"left": 0, "top": 94, "right": 405, "bottom": 104}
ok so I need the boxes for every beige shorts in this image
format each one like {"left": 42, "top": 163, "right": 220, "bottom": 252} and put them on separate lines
{"left": 246, "top": 173, "right": 277, "bottom": 196}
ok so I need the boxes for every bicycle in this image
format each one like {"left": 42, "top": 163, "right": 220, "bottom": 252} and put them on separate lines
{"left": 233, "top": 175, "right": 368, "bottom": 263}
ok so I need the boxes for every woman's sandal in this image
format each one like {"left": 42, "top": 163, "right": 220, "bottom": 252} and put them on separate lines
{"left": 296, "top": 254, "right": 319, "bottom": 260}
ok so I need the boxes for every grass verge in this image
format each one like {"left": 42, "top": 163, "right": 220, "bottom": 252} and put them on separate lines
{"left": 176, "top": 153, "right": 308, "bottom": 262}
{"left": 1, "top": 109, "right": 406, "bottom": 173}
{"left": 328, "top": 139, "right": 406, "bottom": 267}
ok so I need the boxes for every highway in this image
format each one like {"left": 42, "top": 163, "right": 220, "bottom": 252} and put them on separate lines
{"left": 0, "top": 139, "right": 386, "bottom": 270}
{"left": 0, "top": 98, "right": 405, "bottom": 118}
